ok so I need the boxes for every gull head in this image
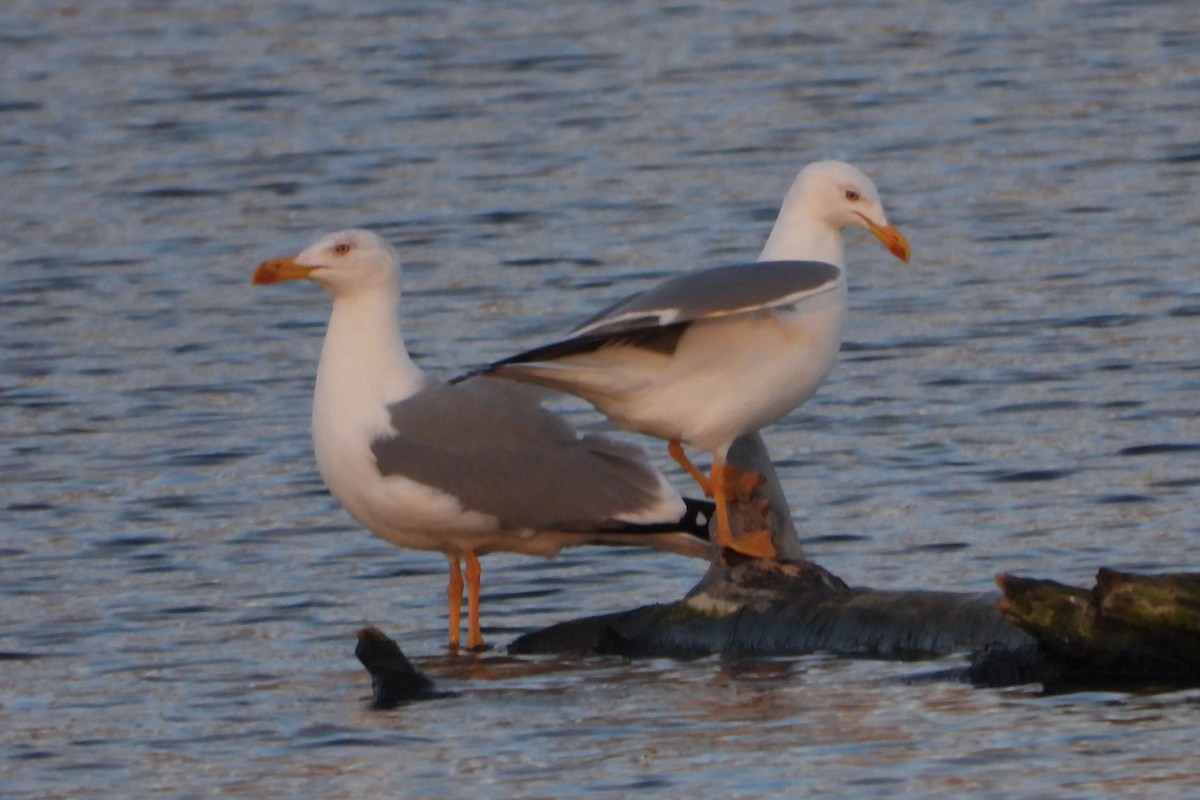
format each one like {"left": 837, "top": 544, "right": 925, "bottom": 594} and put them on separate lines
{"left": 252, "top": 228, "right": 400, "bottom": 297}
{"left": 761, "top": 160, "right": 909, "bottom": 265}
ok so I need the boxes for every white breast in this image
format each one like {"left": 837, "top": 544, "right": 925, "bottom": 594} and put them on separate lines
{"left": 309, "top": 290, "right": 505, "bottom": 554}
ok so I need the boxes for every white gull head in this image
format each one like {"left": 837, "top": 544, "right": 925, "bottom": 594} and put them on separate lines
{"left": 758, "top": 160, "right": 910, "bottom": 267}
{"left": 291, "top": 228, "right": 401, "bottom": 299}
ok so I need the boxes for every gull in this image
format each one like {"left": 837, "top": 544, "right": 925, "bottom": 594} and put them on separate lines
{"left": 463, "top": 161, "right": 910, "bottom": 560}
{"left": 252, "top": 229, "right": 711, "bottom": 649}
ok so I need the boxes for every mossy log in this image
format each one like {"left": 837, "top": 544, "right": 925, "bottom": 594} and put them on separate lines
{"left": 510, "top": 433, "right": 1029, "bottom": 661}
{"left": 506, "top": 434, "right": 1200, "bottom": 690}
{"left": 353, "top": 434, "right": 1200, "bottom": 697}
{"left": 993, "top": 570, "right": 1200, "bottom": 687}
{"left": 509, "top": 557, "right": 1027, "bottom": 659}
{"left": 1094, "top": 569, "right": 1200, "bottom": 641}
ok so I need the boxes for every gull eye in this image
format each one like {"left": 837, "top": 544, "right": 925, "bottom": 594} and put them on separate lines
{"left": 334, "top": 243, "right": 352, "bottom": 256}
{"left": 844, "top": 189, "right": 861, "bottom": 202}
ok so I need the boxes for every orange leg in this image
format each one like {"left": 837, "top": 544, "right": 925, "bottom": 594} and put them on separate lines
{"left": 445, "top": 554, "right": 464, "bottom": 648}
{"left": 711, "top": 458, "right": 732, "bottom": 549}
{"left": 464, "top": 550, "right": 485, "bottom": 650}
{"left": 710, "top": 457, "right": 778, "bottom": 560}
{"left": 669, "top": 439, "right": 713, "bottom": 496}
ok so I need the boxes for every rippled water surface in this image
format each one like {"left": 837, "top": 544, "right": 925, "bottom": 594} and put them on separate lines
{"left": 4, "top": 1, "right": 1200, "bottom": 797}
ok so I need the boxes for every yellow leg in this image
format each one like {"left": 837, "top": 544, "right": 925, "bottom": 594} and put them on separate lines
{"left": 669, "top": 439, "right": 713, "bottom": 496}
{"left": 464, "top": 550, "right": 485, "bottom": 650}
{"left": 710, "top": 457, "right": 778, "bottom": 560}
{"left": 446, "top": 554, "right": 464, "bottom": 648}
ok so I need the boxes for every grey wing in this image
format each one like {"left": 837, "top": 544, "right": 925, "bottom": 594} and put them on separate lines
{"left": 466, "top": 261, "right": 843, "bottom": 373}
{"left": 370, "top": 379, "right": 676, "bottom": 530}
{"left": 570, "top": 260, "right": 843, "bottom": 337}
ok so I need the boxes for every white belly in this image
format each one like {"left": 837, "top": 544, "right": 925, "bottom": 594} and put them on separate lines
{"left": 314, "top": 419, "right": 500, "bottom": 544}
{"left": 574, "top": 291, "right": 845, "bottom": 454}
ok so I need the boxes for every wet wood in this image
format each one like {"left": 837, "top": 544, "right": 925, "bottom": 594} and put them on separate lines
{"left": 354, "top": 434, "right": 1199, "bottom": 693}
{"left": 993, "top": 570, "right": 1200, "bottom": 687}
{"left": 511, "top": 433, "right": 1030, "bottom": 660}
{"left": 509, "top": 556, "right": 1027, "bottom": 658}
{"left": 1094, "top": 569, "right": 1200, "bottom": 642}
{"left": 355, "top": 626, "right": 448, "bottom": 708}
{"left": 506, "top": 434, "right": 1200, "bottom": 689}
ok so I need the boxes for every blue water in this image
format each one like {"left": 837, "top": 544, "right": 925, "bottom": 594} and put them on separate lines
{"left": 3, "top": 1, "right": 1200, "bottom": 796}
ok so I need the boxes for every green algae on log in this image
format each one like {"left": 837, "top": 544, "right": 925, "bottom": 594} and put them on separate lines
{"left": 995, "top": 570, "right": 1200, "bottom": 687}
{"left": 510, "top": 556, "right": 1028, "bottom": 659}
{"left": 508, "top": 433, "right": 1029, "bottom": 662}
{"left": 353, "top": 433, "right": 1200, "bottom": 693}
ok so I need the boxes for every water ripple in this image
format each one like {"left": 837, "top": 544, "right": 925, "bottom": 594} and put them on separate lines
{"left": 3, "top": 1, "right": 1200, "bottom": 797}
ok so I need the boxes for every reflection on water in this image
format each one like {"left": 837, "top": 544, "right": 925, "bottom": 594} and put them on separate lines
{"left": 3, "top": 0, "right": 1200, "bottom": 797}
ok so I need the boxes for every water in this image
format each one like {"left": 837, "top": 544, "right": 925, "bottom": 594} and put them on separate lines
{"left": 3, "top": 0, "right": 1200, "bottom": 796}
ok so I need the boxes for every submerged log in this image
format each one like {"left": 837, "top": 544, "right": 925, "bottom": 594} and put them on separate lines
{"left": 506, "top": 434, "right": 1200, "bottom": 689}
{"left": 351, "top": 434, "right": 1200, "bottom": 693}
{"left": 355, "top": 627, "right": 449, "bottom": 707}
{"left": 509, "top": 557, "right": 1028, "bottom": 659}
{"left": 510, "top": 433, "right": 1029, "bottom": 661}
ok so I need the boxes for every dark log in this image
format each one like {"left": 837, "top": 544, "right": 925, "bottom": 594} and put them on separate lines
{"left": 354, "top": 626, "right": 451, "bottom": 708}
{"left": 506, "top": 434, "right": 1200, "bottom": 690}
{"left": 509, "top": 557, "right": 1029, "bottom": 659}
{"left": 510, "top": 433, "right": 1030, "bottom": 661}
{"left": 352, "top": 434, "right": 1200, "bottom": 694}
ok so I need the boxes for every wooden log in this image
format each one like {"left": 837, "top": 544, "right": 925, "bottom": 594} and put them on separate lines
{"left": 1095, "top": 569, "right": 1200, "bottom": 642}
{"left": 511, "top": 433, "right": 1031, "bottom": 660}
{"left": 351, "top": 434, "right": 1200, "bottom": 694}
{"left": 506, "top": 434, "right": 1032, "bottom": 662}
{"left": 510, "top": 557, "right": 1028, "bottom": 658}
{"left": 505, "top": 435, "right": 1200, "bottom": 689}
{"left": 354, "top": 626, "right": 449, "bottom": 707}
{"left": 995, "top": 571, "right": 1200, "bottom": 687}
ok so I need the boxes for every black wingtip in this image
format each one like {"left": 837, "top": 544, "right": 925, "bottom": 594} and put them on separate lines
{"left": 681, "top": 497, "right": 715, "bottom": 540}
{"left": 592, "top": 496, "right": 713, "bottom": 541}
